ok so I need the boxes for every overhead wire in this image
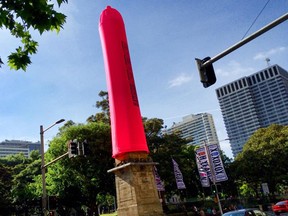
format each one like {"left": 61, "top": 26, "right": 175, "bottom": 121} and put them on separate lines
{"left": 241, "top": 0, "right": 271, "bottom": 40}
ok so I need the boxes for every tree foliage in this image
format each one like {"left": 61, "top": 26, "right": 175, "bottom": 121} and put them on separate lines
{"left": 0, "top": 162, "right": 13, "bottom": 214}
{"left": 0, "top": 151, "right": 42, "bottom": 215}
{"left": 143, "top": 117, "right": 201, "bottom": 198}
{"left": 233, "top": 124, "right": 288, "bottom": 196}
{"left": 0, "top": 0, "right": 68, "bottom": 71}
{"left": 87, "top": 91, "right": 110, "bottom": 124}
{"left": 11, "top": 152, "right": 41, "bottom": 202}
{"left": 46, "top": 121, "right": 115, "bottom": 215}
{"left": 0, "top": 90, "right": 242, "bottom": 214}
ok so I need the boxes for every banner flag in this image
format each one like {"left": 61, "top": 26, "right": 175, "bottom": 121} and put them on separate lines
{"left": 199, "top": 170, "right": 210, "bottom": 187}
{"left": 154, "top": 166, "right": 165, "bottom": 191}
{"left": 195, "top": 147, "right": 211, "bottom": 187}
{"left": 207, "top": 144, "right": 228, "bottom": 182}
{"left": 172, "top": 159, "right": 186, "bottom": 190}
{"left": 195, "top": 147, "right": 212, "bottom": 177}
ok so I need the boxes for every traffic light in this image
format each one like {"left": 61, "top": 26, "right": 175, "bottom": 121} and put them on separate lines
{"left": 67, "top": 140, "right": 92, "bottom": 157}
{"left": 77, "top": 141, "right": 83, "bottom": 156}
{"left": 195, "top": 56, "right": 216, "bottom": 88}
{"left": 82, "top": 140, "right": 91, "bottom": 156}
{"left": 68, "top": 140, "right": 78, "bottom": 158}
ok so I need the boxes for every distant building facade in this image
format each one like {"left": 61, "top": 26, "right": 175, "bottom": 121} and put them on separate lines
{"left": 166, "top": 113, "right": 219, "bottom": 146}
{"left": 216, "top": 64, "right": 288, "bottom": 157}
{"left": 0, "top": 140, "right": 41, "bottom": 158}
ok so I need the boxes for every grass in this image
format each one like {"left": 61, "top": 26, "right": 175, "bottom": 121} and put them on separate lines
{"left": 100, "top": 212, "right": 117, "bottom": 216}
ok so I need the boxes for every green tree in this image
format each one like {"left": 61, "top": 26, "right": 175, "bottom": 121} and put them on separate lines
{"left": 233, "top": 124, "right": 288, "bottom": 196}
{"left": 87, "top": 91, "right": 110, "bottom": 124}
{"left": 0, "top": 163, "right": 13, "bottom": 214}
{"left": 46, "top": 122, "right": 115, "bottom": 216}
{"left": 89, "top": 93, "right": 202, "bottom": 199}
{"left": 0, "top": 0, "right": 67, "bottom": 71}
{"left": 143, "top": 117, "right": 200, "bottom": 198}
{"left": 0, "top": 151, "right": 42, "bottom": 215}
{"left": 11, "top": 151, "right": 41, "bottom": 201}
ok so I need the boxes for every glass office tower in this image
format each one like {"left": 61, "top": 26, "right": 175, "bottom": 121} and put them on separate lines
{"left": 216, "top": 64, "right": 288, "bottom": 157}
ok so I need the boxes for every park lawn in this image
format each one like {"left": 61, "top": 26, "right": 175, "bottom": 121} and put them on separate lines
{"left": 100, "top": 212, "right": 117, "bottom": 216}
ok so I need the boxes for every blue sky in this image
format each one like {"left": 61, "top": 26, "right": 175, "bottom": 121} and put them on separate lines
{"left": 1, "top": 0, "right": 287, "bottom": 158}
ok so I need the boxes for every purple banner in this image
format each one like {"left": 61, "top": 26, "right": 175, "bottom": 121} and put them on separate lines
{"left": 172, "top": 159, "right": 186, "bottom": 190}
{"left": 154, "top": 166, "right": 165, "bottom": 191}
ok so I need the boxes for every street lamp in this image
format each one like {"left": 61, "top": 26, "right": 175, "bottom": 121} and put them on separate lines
{"left": 41, "top": 119, "right": 65, "bottom": 215}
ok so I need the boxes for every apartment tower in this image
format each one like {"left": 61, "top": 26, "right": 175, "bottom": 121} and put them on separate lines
{"left": 166, "top": 113, "right": 219, "bottom": 146}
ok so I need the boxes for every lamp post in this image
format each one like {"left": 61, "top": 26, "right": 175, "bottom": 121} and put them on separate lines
{"left": 41, "top": 119, "right": 65, "bottom": 215}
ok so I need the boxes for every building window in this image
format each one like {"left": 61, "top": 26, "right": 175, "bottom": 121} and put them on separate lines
{"left": 239, "top": 80, "right": 243, "bottom": 88}
{"left": 273, "top": 66, "right": 278, "bottom": 75}
{"left": 216, "top": 89, "right": 220, "bottom": 98}
{"left": 220, "top": 88, "right": 224, "bottom": 96}
{"left": 260, "top": 72, "right": 265, "bottom": 80}
{"left": 243, "top": 78, "right": 247, "bottom": 87}
{"left": 269, "top": 68, "right": 273, "bottom": 77}
{"left": 256, "top": 74, "right": 260, "bottom": 82}
{"left": 247, "top": 77, "right": 252, "bottom": 85}
{"left": 264, "top": 70, "right": 269, "bottom": 79}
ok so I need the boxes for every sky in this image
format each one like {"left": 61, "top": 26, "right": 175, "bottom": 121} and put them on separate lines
{"left": 1, "top": 0, "right": 287, "bottom": 158}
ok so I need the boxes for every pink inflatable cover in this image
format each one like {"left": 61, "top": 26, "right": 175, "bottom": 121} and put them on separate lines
{"left": 99, "top": 6, "right": 149, "bottom": 159}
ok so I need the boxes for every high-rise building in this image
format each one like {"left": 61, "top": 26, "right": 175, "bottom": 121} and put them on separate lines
{"left": 0, "top": 140, "right": 41, "bottom": 158}
{"left": 216, "top": 64, "right": 288, "bottom": 157}
{"left": 166, "top": 113, "right": 219, "bottom": 146}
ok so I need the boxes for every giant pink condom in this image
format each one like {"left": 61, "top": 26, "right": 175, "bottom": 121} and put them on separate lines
{"left": 99, "top": 6, "right": 149, "bottom": 160}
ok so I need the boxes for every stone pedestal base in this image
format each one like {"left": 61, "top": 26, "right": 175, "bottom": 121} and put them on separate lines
{"left": 108, "top": 162, "right": 164, "bottom": 216}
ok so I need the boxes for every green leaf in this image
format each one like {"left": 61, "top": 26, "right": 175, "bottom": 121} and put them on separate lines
{"left": 8, "top": 51, "right": 32, "bottom": 71}
{"left": 25, "top": 41, "right": 38, "bottom": 55}
{"left": 1, "top": 0, "right": 68, "bottom": 71}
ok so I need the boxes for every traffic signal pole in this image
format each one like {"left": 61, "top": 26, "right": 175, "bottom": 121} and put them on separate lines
{"left": 43, "top": 152, "right": 69, "bottom": 169}
{"left": 40, "top": 119, "right": 65, "bottom": 216}
{"left": 201, "top": 13, "right": 288, "bottom": 68}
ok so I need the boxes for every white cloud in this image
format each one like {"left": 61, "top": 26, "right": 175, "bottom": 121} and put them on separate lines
{"left": 216, "top": 60, "right": 254, "bottom": 78}
{"left": 168, "top": 73, "right": 192, "bottom": 88}
{"left": 253, "top": 46, "right": 287, "bottom": 60}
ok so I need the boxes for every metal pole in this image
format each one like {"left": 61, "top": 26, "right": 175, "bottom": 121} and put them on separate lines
{"left": 43, "top": 152, "right": 69, "bottom": 169}
{"left": 40, "top": 125, "right": 47, "bottom": 215}
{"left": 204, "top": 141, "right": 223, "bottom": 215}
{"left": 202, "top": 13, "right": 288, "bottom": 67}
{"left": 40, "top": 119, "right": 65, "bottom": 215}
